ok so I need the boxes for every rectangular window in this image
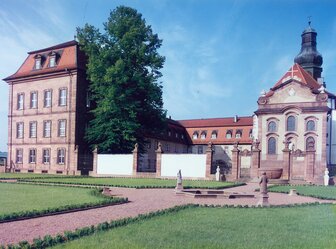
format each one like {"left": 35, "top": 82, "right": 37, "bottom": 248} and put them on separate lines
{"left": 58, "top": 120, "right": 66, "bottom": 137}
{"left": 49, "top": 56, "right": 56, "bottom": 67}
{"left": 29, "top": 149, "right": 36, "bottom": 163}
{"left": 30, "top": 92, "right": 37, "bottom": 109}
{"left": 43, "top": 149, "right": 50, "bottom": 164}
{"left": 29, "top": 121, "right": 37, "bottom": 138}
{"left": 44, "top": 90, "right": 52, "bottom": 107}
{"left": 17, "top": 93, "right": 24, "bottom": 110}
{"left": 16, "top": 122, "right": 24, "bottom": 138}
{"left": 198, "top": 146, "right": 203, "bottom": 154}
{"left": 57, "top": 148, "right": 65, "bottom": 164}
{"left": 43, "top": 120, "right": 51, "bottom": 138}
{"left": 35, "top": 59, "right": 41, "bottom": 70}
{"left": 16, "top": 149, "right": 23, "bottom": 163}
{"left": 59, "top": 88, "right": 67, "bottom": 106}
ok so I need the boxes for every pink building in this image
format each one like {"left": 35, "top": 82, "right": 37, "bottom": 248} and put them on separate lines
{"left": 4, "top": 41, "right": 93, "bottom": 175}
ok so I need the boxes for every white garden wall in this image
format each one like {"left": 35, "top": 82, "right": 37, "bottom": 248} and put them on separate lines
{"left": 97, "top": 154, "right": 133, "bottom": 175}
{"left": 161, "top": 154, "right": 207, "bottom": 178}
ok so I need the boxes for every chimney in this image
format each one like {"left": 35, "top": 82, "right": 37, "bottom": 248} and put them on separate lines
{"left": 234, "top": 115, "right": 238, "bottom": 123}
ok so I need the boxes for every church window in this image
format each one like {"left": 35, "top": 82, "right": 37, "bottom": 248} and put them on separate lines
{"left": 268, "top": 121, "right": 277, "bottom": 132}
{"left": 192, "top": 131, "right": 198, "bottom": 140}
{"left": 306, "top": 120, "right": 315, "bottom": 131}
{"left": 267, "top": 137, "right": 276, "bottom": 154}
{"left": 200, "top": 131, "right": 207, "bottom": 139}
{"left": 226, "top": 130, "right": 232, "bottom": 139}
{"left": 211, "top": 131, "right": 217, "bottom": 139}
{"left": 306, "top": 136, "right": 315, "bottom": 151}
{"left": 235, "top": 130, "right": 242, "bottom": 139}
{"left": 286, "top": 116, "right": 296, "bottom": 131}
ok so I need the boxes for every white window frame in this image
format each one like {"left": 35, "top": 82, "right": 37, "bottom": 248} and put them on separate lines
{"left": 29, "top": 121, "right": 37, "bottom": 138}
{"left": 30, "top": 92, "right": 38, "bottom": 109}
{"left": 17, "top": 93, "right": 24, "bottom": 110}
{"left": 49, "top": 55, "right": 56, "bottom": 67}
{"left": 16, "top": 149, "right": 23, "bottom": 163}
{"left": 43, "top": 149, "right": 50, "bottom": 164}
{"left": 57, "top": 148, "right": 65, "bottom": 164}
{"left": 43, "top": 120, "right": 51, "bottom": 138}
{"left": 44, "top": 90, "right": 52, "bottom": 107}
{"left": 35, "top": 58, "right": 41, "bottom": 70}
{"left": 17, "top": 122, "right": 24, "bottom": 138}
{"left": 29, "top": 149, "right": 36, "bottom": 163}
{"left": 59, "top": 88, "right": 67, "bottom": 106}
{"left": 58, "top": 120, "right": 66, "bottom": 137}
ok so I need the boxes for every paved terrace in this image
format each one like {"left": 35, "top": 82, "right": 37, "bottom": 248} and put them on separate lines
{"left": 0, "top": 183, "right": 334, "bottom": 245}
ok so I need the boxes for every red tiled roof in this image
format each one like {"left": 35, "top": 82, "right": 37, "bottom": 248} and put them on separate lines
{"left": 271, "top": 63, "right": 321, "bottom": 91}
{"left": 4, "top": 40, "right": 80, "bottom": 81}
{"left": 177, "top": 116, "right": 253, "bottom": 128}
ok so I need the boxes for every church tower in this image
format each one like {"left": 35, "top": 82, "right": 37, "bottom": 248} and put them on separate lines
{"left": 294, "top": 22, "right": 323, "bottom": 81}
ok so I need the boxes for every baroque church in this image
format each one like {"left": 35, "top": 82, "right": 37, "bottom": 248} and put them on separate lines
{"left": 3, "top": 23, "right": 335, "bottom": 184}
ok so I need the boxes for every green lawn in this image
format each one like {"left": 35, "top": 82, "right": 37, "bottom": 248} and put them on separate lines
{"left": 20, "top": 177, "right": 242, "bottom": 189}
{"left": 0, "top": 183, "right": 110, "bottom": 216}
{"left": 269, "top": 185, "right": 336, "bottom": 200}
{"left": 53, "top": 205, "right": 336, "bottom": 249}
{"left": 0, "top": 173, "right": 65, "bottom": 179}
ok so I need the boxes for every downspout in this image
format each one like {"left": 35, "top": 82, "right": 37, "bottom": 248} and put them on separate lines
{"left": 66, "top": 68, "right": 73, "bottom": 175}
{"left": 9, "top": 82, "right": 13, "bottom": 172}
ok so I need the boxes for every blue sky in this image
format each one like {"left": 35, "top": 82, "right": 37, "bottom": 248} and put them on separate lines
{"left": 0, "top": 0, "right": 336, "bottom": 151}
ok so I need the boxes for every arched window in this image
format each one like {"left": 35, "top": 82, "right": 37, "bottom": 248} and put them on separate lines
{"left": 268, "top": 121, "right": 277, "bottom": 132}
{"left": 306, "top": 136, "right": 315, "bottom": 151}
{"left": 200, "top": 131, "right": 207, "bottom": 140}
{"left": 192, "top": 131, "right": 198, "bottom": 140}
{"left": 211, "top": 131, "right": 217, "bottom": 139}
{"left": 286, "top": 116, "right": 296, "bottom": 131}
{"left": 268, "top": 137, "right": 276, "bottom": 154}
{"left": 226, "top": 130, "right": 232, "bottom": 139}
{"left": 235, "top": 130, "right": 242, "bottom": 139}
{"left": 306, "top": 120, "right": 315, "bottom": 131}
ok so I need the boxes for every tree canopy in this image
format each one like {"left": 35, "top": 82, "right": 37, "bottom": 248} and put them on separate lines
{"left": 77, "top": 6, "right": 166, "bottom": 153}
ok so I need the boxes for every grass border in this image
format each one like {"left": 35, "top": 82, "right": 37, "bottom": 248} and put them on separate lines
{"left": 2, "top": 202, "right": 332, "bottom": 249}
{"left": 0, "top": 186, "right": 128, "bottom": 223}
{"left": 268, "top": 184, "right": 336, "bottom": 200}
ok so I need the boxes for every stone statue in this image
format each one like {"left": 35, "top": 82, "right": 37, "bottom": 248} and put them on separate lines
{"left": 257, "top": 172, "right": 269, "bottom": 207}
{"left": 259, "top": 172, "right": 268, "bottom": 194}
{"left": 215, "top": 166, "right": 221, "bottom": 181}
{"left": 175, "top": 169, "right": 183, "bottom": 192}
{"left": 324, "top": 168, "right": 330, "bottom": 186}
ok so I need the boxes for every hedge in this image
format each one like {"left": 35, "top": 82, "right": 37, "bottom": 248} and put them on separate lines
{"left": 2, "top": 202, "right": 332, "bottom": 249}
{"left": 0, "top": 188, "right": 128, "bottom": 223}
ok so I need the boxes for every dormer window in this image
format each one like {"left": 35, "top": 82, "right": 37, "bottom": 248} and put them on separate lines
{"left": 34, "top": 54, "right": 43, "bottom": 70}
{"left": 211, "top": 131, "right": 217, "bottom": 139}
{"left": 200, "top": 131, "right": 207, "bottom": 140}
{"left": 235, "top": 130, "right": 242, "bottom": 139}
{"left": 192, "top": 131, "right": 199, "bottom": 140}
{"left": 49, "top": 51, "right": 57, "bottom": 67}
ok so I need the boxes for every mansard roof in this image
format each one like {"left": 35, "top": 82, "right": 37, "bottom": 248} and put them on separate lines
{"left": 3, "top": 40, "right": 84, "bottom": 81}
{"left": 177, "top": 116, "right": 253, "bottom": 128}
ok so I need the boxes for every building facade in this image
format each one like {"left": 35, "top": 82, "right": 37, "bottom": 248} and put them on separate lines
{"left": 4, "top": 41, "right": 92, "bottom": 175}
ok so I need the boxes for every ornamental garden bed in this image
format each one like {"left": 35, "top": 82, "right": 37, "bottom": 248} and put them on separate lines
{"left": 0, "top": 183, "right": 127, "bottom": 223}
{"left": 6, "top": 203, "right": 336, "bottom": 249}
{"left": 18, "top": 176, "right": 244, "bottom": 189}
{"left": 269, "top": 185, "right": 336, "bottom": 200}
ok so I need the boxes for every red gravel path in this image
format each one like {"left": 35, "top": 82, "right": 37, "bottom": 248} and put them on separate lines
{"left": 0, "top": 183, "right": 333, "bottom": 246}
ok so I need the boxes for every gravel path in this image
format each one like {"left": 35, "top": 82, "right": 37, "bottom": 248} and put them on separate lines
{"left": 0, "top": 183, "right": 333, "bottom": 246}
